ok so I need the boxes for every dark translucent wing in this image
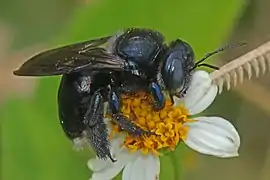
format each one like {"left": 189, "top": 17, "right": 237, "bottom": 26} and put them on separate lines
{"left": 13, "top": 36, "right": 127, "bottom": 76}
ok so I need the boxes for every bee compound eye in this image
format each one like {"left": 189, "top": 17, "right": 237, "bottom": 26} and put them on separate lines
{"left": 161, "top": 54, "right": 185, "bottom": 92}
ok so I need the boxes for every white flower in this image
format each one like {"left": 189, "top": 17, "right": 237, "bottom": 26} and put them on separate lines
{"left": 87, "top": 70, "right": 241, "bottom": 180}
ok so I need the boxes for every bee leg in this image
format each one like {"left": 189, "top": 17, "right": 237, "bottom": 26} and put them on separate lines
{"left": 111, "top": 114, "right": 151, "bottom": 136}
{"left": 83, "top": 90, "right": 116, "bottom": 162}
{"left": 148, "top": 81, "right": 165, "bottom": 110}
{"left": 83, "top": 90, "right": 103, "bottom": 126}
{"left": 107, "top": 84, "right": 150, "bottom": 136}
{"left": 107, "top": 84, "right": 121, "bottom": 114}
{"left": 152, "top": 71, "right": 175, "bottom": 107}
{"left": 87, "top": 119, "right": 117, "bottom": 163}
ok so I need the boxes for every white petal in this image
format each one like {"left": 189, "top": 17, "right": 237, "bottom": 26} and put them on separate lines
{"left": 123, "top": 154, "right": 160, "bottom": 180}
{"left": 89, "top": 150, "right": 137, "bottom": 180}
{"left": 183, "top": 70, "right": 217, "bottom": 115}
{"left": 88, "top": 134, "right": 137, "bottom": 180}
{"left": 188, "top": 85, "right": 218, "bottom": 115}
{"left": 87, "top": 158, "right": 108, "bottom": 172}
{"left": 91, "top": 161, "right": 124, "bottom": 180}
{"left": 183, "top": 116, "right": 240, "bottom": 158}
{"left": 87, "top": 135, "right": 123, "bottom": 172}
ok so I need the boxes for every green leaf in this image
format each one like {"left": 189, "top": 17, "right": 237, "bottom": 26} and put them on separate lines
{"left": 62, "top": 0, "right": 245, "bottom": 60}
{"left": 2, "top": 98, "right": 90, "bottom": 180}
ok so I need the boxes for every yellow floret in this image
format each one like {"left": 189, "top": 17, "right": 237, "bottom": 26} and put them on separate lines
{"left": 109, "top": 92, "right": 192, "bottom": 155}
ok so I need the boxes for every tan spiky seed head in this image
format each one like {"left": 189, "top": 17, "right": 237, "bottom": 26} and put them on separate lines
{"left": 210, "top": 41, "right": 270, "bottom": 93}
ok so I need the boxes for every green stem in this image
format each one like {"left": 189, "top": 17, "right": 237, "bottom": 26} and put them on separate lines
{"left": 170, "top": 150, "right": 182, "bottom": 180}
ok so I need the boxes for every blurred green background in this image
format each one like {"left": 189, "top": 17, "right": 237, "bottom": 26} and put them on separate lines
{"left": 1, "top": 0, "right": 270, "bottom": 180}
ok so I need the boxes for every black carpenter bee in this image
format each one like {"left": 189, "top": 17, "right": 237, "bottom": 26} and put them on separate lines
{"left": 13, "top": 28, "right": 244, "bottom": 162}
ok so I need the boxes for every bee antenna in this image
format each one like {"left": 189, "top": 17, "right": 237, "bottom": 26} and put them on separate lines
{"left": 190, "top": 42, "right": 247, "bottom": 71}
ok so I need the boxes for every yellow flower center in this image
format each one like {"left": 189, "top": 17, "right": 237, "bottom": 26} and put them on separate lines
{"left": 109, "top": 92, "right": 193, "bottom": 155}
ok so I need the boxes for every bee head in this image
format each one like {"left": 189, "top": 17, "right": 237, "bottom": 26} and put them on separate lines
{"left": 160, "top": 39, "right": 195, "bottom": 98}
{"left": 161, "top": 39, "right": 246, "bottom": 98}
